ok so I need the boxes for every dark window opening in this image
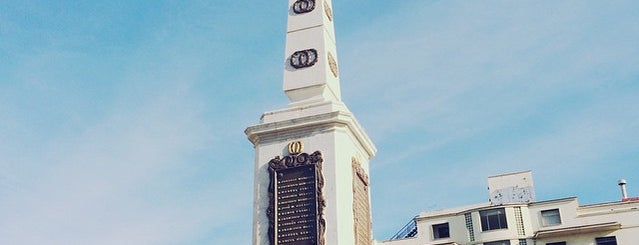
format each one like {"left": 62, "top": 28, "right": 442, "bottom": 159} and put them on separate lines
{"left": 432, "top": 223, "right": 450, "bottom": 239}
{"left": 541, "top": 209, "right": 561, "bottom": 226}
{"left": 480, "top": 208, "right": 508, "bottom": 231}
{"left": 546, "top": 242, "right": 566, "bottom": 245}
{"left": 484, "top": 240, "right": 511, "bottom": 245}
{"left": 596, "top": 236, "right": 617, "bottom": 245}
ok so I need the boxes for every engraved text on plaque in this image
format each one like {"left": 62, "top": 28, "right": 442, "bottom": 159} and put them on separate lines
{"left": 352, "top": 159, "right": 372, "bottom": 245}
{"left": 268, "top": 151, "right": 325, "bottom": 245}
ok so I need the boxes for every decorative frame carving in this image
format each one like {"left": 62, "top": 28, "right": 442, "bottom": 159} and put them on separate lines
{"left": 352, "top": 158, "right": 369, "bottom": 187}
{"left": 268, "top": 151, "right": 325, "bottom": 245}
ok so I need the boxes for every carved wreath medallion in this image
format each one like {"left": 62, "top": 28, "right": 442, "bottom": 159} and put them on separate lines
{"left": 293, "top": 0, "right": 316, "bottom": 14}
{"left": 290, "top": 49, "right": 319, "bottom": 69}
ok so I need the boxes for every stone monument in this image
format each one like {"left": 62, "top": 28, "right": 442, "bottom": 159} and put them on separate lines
{"left": 245, "top": 1, "right": 377, "bottom": 244}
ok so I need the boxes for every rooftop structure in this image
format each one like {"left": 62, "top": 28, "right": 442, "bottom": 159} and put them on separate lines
{"left": 380, "top": 172, "right": 639, "bottom": 245}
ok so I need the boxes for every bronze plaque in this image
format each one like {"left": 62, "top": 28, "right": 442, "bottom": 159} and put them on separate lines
{"left": 352, "top": 159, "right": 372, "bottom": 245}
{"left": 268, "top": 151, "right": 325, "bottom": 245}
{"left": 276, "top": 165, "right": 318, "bottom": 244}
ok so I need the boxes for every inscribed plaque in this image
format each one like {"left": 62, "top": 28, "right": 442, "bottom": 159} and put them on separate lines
{"left": 268, "top": 151, "right": 325, "bottom": 245}
{"left": 352, "top": 159, "right": 372, "bottom": 245}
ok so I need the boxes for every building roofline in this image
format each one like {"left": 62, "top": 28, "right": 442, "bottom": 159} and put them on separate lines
{"left": 534, "top": 221, "right": 621, "bottom": 239}
{"left": 487, "top": 170, "right": 532, "bottom": 178}
{"left": 416, "top": 196, "right": 639, "bottom": 220}
{"left": 579, "top": 198, "right": 639, "bottom": 208}
{"left": 418, "top": 197, "right": 579, "bottom": 219}
{"left": 528, "top": 196, "right": 578, "bottom": 206}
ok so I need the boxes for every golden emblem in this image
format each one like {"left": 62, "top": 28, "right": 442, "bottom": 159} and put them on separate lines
{"left": 288, "top": 141, "right": 304, "bottom": 155}
{"left": 328, "top": 52, "right": 339, "bottom": 78}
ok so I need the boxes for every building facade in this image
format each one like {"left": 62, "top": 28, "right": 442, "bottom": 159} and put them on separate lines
{"left": 380, "top": 172, "right": 639, "bottom": 245}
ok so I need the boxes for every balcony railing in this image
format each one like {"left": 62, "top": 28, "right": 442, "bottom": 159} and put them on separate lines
{"left": 389, "top": 216, "right": 418, "bottom": 240}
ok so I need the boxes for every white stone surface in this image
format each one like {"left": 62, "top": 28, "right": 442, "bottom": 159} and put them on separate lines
{"left": 246, "top": 105, "right": 376, "bottom": 245}
{"left": 247, "top": 2, "right": 375, "bottom": 244}
{"left": 283, "top": 0, "right": 341, "bottom": 104}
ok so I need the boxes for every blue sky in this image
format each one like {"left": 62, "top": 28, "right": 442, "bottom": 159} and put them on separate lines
{"left": 1, "top": 1, "right": 638, "bottom": 244}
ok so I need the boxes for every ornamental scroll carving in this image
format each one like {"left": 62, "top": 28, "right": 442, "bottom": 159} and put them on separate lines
{"left": 268, "top": 151, "right": 325, "bottom": 245}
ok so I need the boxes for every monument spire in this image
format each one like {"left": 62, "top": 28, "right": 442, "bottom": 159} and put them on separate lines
{"left": 283, "top": 0, "right": 341, "bottom": 105}
{"left": 246, "top": 1, "right": 377, "bottom": 244}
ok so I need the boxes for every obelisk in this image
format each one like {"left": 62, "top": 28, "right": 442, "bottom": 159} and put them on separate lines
{"left": 245, "top": 1, "right": 377, "bottom": 244}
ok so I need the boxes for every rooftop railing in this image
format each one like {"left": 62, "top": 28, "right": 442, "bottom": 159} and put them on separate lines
{"left": 389, "top": 216, "right": 418, "bottom": 240}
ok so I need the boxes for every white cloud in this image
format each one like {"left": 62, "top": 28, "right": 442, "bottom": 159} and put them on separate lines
{"left": 343, "top": 1, "right": 639, "bottom": 238}
{"left": 0, "top": 81, "right": 254, "bottom": 244}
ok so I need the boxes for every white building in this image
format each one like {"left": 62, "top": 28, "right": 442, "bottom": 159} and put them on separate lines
{"left": 379, "top": 171, "right": 639, "bottom": 245}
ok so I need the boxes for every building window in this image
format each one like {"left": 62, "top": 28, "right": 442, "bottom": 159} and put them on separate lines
{"left": 432, "top": 223, "right": 450, "bottom": 239}
{"left": 595, "top": 236, "right": 617, "bottom": 245}
{"left": 485, "top": 240, "right": 511, "bottom": 245}
{"left": 546, "top": 242, "right": 566, "bottom": 245}
{"left": 540, "top": 209, "right": 561, "bottom": 226}
{"left": 480, "top": 208, "right": 508, "bottom": 231}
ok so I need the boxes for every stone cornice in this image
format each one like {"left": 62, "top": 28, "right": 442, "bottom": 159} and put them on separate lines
{"left": 245, "top": 110, "right": 377, "bottom": 158}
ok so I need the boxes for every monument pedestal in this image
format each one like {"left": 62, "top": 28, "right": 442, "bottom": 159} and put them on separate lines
{"left": 247, "top": 101, "right": 375, "bottom": 244}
